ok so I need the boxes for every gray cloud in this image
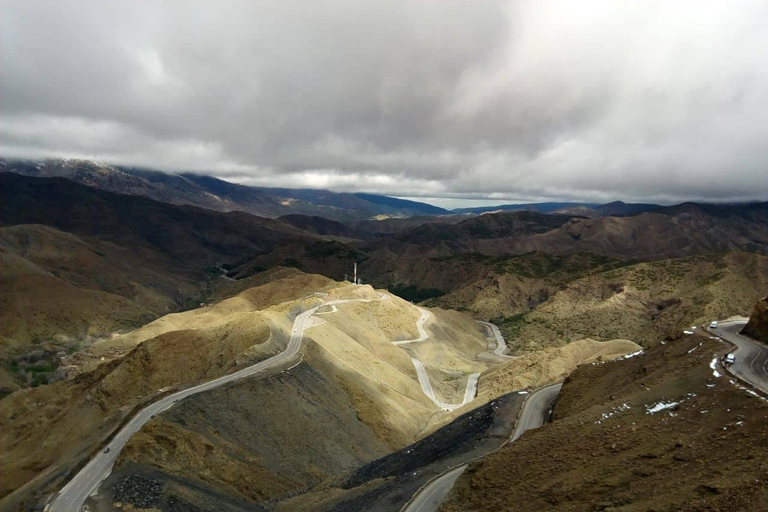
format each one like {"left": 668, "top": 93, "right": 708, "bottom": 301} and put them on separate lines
{"left": 2, "top": 0, "right": 767, "bottom": 204}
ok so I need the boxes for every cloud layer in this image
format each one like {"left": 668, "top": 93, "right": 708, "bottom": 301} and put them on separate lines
{"left": 2, "top": 0, "right": 767, "bottom": 203}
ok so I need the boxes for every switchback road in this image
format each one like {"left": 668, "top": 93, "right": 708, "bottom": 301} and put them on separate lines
{"left": 49, "top": 294, "right": 385, "bottom": 512}
{"left": 402, "top": 382, "right": 562, "bottom": 512}
{"left": 477, "top": 321, "right": 509, "bottom": 356}
{"left": 411, "top": 358, "right": 480, "bottom": 411}
{"left": 393, "top": 307, "right": 431, "bottom": 345}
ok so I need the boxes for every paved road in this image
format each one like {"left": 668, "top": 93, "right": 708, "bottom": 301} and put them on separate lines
{"left": 477, "top": 321, "right": 508, "bottom": 356}
{"left": 403, "top": 465, "right": 467, "bottom": 512}
{"left": 411, "top": 358, "right": 479, "bottom": 411}
{"left": 49, "top": 294, "right": 383, "bottom": 512}
{"left": 393, "top": 307, "right": 431, "bottom": 345}
{"left": 462, "top": 373, "right": 480, "bottom": 404}
{"left": 403, "top": 382, "right": 562, "bottom": 512}
{"left": 509, "top": 383, "right": 562, "bottom": 442}
{"left": 710, "top": 320, "right": 768, "bottom": 395}
{"left": 390, "top": 304, "right": 480, "bottom": 412}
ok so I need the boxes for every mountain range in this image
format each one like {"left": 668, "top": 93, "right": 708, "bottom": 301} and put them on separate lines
{"left": 0, "top": 157, "right": 735, "bottom": 222}
{"left": 2, "top": 161, "right": 768, "bottom": 511}
{"left": 0, "top": 158, "right": 447, "bottom": 221}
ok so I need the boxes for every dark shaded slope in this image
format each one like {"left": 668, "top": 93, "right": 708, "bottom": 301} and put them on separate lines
{"left": 0, "top": 173, "right": 308, "bottom": 269}
{"left": 353, "top": 193, "right": 448, "bottom": 215}
{"left": 279, "top": 214, "right": 365, "bottom": 238}
{"left": 594, "top": 200, "right": 661, "bottom": 216}
{"left": 1, "top": 158, "right": 448, "bottom": 220}
{"left": 743, "top": 297, "right": 768, "bottom": 343}
{"left": 393, "top": 211, "right": 578, "bottom": 245}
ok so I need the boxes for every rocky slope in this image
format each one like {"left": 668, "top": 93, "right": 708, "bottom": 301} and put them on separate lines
{"left": 742, "top": 297, "right": 768, "bottom": 343}
{"left": 440, "top": 333, "right": 768, "bottom": 511}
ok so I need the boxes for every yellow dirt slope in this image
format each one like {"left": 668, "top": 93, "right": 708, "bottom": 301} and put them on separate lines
{"left": 66, "top": 272, "right": 336, "bottom": 374}
{"left": 478, "top": 338, "right": 641, "bottom": 400}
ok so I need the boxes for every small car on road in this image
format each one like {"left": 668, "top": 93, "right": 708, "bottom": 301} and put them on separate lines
{"left": 103, "top": 447, "right": 110, "bottom": 453}
{"left": 710, "top": 321, "right": 718, "bottom": 329}
{"left": 725, "top": 353, "right": 736, "bottom": 366}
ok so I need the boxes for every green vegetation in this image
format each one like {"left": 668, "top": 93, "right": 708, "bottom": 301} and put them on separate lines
{"left": 389, "top": 284, "right": 446, "bottom": 303}
{"left": 7, "top": 348, "right": 66, "bottom": 388}
{"left": 496, "top": 252, "right": 635, "bottom": 282}
{"left": 491, "top": 313, "right": 528, "bottom": 342}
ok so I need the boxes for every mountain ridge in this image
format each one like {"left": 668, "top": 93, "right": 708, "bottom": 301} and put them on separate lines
{"left": 0, "top": 158, "right": 447, "bottom": 221}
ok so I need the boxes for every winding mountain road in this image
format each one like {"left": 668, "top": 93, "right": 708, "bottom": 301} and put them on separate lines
{"left": 49, "top": 294, "right": 385, "bottom": 512}
{"left": 477, "top": 321, "right": 509, "bottom": 356}
{"left": 49, "top": 291, "right": 488, "bottom": 511}
{"left": 710, "top": 320, "right": 768, "bottom": 394}
{"left": 402, "top": 383, "right": 562, "bottom": 512}
{"left": 392, "top": 305, "right": 481, "bottom": 411}
{"left": 410, "top": 358, "right": 480, "bottom": 411}
{"left": 393, "top": 306, "right": 431, "bottom": 345}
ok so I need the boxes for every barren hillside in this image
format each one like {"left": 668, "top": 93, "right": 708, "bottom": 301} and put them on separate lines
{"left": 428, "top": 252, "right": 768, "bottom": 350}
{"left": 0, "top": 271, "right": 336, "bottom": 509}
{"left": 441, "top": 334, "right": 768, "bottom": 511}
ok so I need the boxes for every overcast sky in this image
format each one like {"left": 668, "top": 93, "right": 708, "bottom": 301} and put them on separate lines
{"left": 2, "top": 1, "right": 767, "bottom": 206}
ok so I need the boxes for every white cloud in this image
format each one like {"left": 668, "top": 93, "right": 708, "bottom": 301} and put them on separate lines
{"left": 2, "top": 0, "right": 767, "bottom": 202}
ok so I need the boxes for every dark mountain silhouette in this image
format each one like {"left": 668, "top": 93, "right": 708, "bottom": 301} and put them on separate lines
{"left": 0, "top": 158, "right": 446, "bottom": 221}
{"left": 0, "top": 173, "right": 311, "bottom": 269}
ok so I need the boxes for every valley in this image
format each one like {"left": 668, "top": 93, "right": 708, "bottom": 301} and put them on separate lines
{"left": 0, "top": 167, "right": 766, "bottom": 512}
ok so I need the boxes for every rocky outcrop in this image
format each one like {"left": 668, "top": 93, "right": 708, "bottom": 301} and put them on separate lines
{"left": 742, "top": 297, "right": 768, "bottom": 343}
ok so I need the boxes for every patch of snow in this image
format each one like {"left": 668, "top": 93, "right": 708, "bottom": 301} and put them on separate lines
{"left": 709, "top": 357, "right": 722, "bottom": 378}
{"left": 646, "top": 401, "right": 680, "bottom": 414}
{"left": 683, "top": 330, "right": 694, "bottom": 335}
{"left": 725, "top": 379, "right": 768, "bottom": 402}
{"left": 687, "top": 342, "right": 702, "bottom": 354}
{"left": 595, "top": 403, "right": 632, "bottom": 424}
{"left": 517, "top": 390, "right": 529, "bottom": 395}
{"left": 619, "top": 349, "right": 644, "bottom": 360}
